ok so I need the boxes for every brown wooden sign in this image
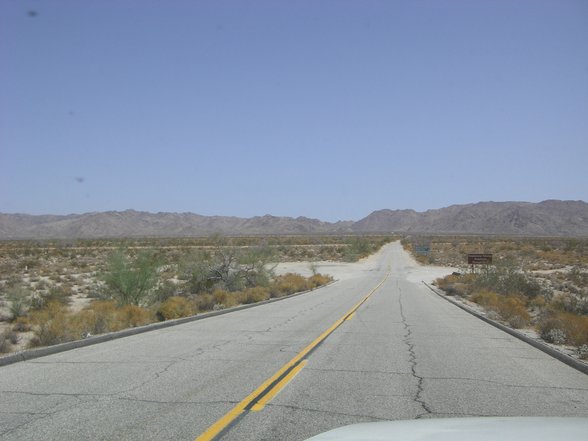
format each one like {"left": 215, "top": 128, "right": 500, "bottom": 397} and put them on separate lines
{"left": 467, "top": 253, "right": 493, "bottom": 265}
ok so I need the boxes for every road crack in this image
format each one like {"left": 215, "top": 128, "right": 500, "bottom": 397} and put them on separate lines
{"left": 265, "top": 403, "right": 390, "bottom": 421}
{"left": 398, "top": 288, "right": 433, "bottom": 418}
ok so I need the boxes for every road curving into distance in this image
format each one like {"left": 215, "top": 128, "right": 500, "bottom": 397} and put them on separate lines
{"left": 0, "top": 242, "right": 587, "bottom": 440}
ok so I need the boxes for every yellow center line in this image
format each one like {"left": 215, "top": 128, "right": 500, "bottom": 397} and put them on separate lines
{"left": 345, "top": 312, "right": 356, "bottom": 321}
{"left": 194, "top": 270, "right": 390, "bottom": 441}
{"left": 251, "top": 360, "right": 308, "bottom": 412}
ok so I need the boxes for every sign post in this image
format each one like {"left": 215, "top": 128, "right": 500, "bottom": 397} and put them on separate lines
{"left": 467, "top": 253, "right": 493, "bottom": 273}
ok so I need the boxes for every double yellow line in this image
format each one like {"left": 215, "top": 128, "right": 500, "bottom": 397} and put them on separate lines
{"left": 195, "top": 270, "right": 390, "bottom": 441}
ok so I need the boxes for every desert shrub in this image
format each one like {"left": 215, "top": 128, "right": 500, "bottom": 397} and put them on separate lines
{"left": 0, "top": 331, "right": 11, "bottom": 353}
{"left": 538, "top": 311, "right": 588, "bottom": 346}
{"left": 117, "top": 304, "right": 153, "bottom": 328}
{"left": 6, "top": 286, "right": 30, "bottom": 321}
{"left": 240, "top": 286, "right": 270, "bottom": 304}
{"left": 183, "top": 254, "right": 215, "bottom": 294}
{"left": 551, "top": 292, "right": 588, "bottom": 315}
{"left": 12, "top": 316, "right": 32, "bottom": 332}
{"left": 471, "top": 290, "right": 501, "bottom": 308}
{"left": 83, "top": 301, "right": 120, "bottom": 334}
{"left": 435, "top": 273, "right": 477, "bottom": 296}
{"left": 471, "top": 290, "right": 530, "bottom": 328}
{"left": 494, "top": 296, "right": 530, "bottom": 328}
{"left": 474, "top": 266, "right": 546, "bottom": 299}
{"left": 28, "top": 299, "right": 154, "bottom": 346}
{"left": 343, "top": 237, "right": 374, "bottom": 262}
{"left": 529, "top": 295, "right": 547, "bottom": 309}
{"left": 212, "top": 289, "right": 229, "bottom": 306}
{"left": 28, "top": 302, "right": 80, "bottom": 347}
{"left": 0, "top": 329, "right": 19, "bottom": 353}
{"left": 102, "top": 250, "right": 160, "bottom": 306}
{"left": 544, "top": 328, "right": 567, "bottom": 345}
{"left": 212, "top": 289, "right": 238, "bottom": 308}
{"left": 157, "top": 296, "right": 195, "bottom": 320}
{"left": 270, "top": 273, "right": 309, "bottom": 297}
{"left": 435, "top": 274, "right": 461, "bottom": 289}
{"left": 30, "top": 285, "right": 71, "bottom": 310}
{"left": 153, "top": 279, "right": 180, "bottom": 302}
{"left": 182, "top": 238, "right": 275, "bottom": 294}
{"left": 307, "top": 274, "right": 332, "bottom": 289}
{"left": 569, "top": 267, "right": 588, "bottom": 288}
{"left": 64, "top": 312, "right": 93, "bottom": 339}
{"left": 194, "top": 293, "right": 215, "bottom": 311}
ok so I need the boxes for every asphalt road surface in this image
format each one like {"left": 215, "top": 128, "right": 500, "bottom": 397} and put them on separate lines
{"left": 1, "top": 242, "right": 587, "bottom": 440}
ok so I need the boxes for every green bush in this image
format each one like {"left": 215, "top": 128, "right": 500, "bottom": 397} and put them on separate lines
{"left": 343, "top": 237, "right": 374, "bottom": 262}
{"left": 474, "top": 266, "right": 547, "bottom": 299}
{"left": 102, "top": 250, "right": 160, "bottom": 306}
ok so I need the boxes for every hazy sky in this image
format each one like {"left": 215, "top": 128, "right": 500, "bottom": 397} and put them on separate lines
{"left": 2, "top": 0, "right": 587, "bottom": 221}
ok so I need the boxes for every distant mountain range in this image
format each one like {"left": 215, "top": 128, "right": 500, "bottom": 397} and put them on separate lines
{"left": 1, "top": 200, "right": 587, "bottom": 239}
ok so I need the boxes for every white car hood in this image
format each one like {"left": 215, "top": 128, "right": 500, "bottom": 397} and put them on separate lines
{"left": 304, "top": 417, "right": 588, "bottom": 441}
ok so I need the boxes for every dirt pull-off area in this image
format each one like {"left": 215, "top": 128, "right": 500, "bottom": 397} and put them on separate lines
{"left": 275, "top": 241, "right": 458, "bottom": 284}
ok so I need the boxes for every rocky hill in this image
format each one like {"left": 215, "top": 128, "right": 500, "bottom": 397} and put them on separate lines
{"left": 1, "top": 200, "right": 587, "bottom": 239}
{"left": 0, "top": 210, "right": 353, "bottom": 239}
{"left": 351, "top": 200, "right": 588, "bottom": 236}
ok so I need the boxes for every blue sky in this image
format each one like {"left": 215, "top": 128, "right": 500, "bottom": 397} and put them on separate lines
{"left": 1, "top": 0, "right": 587, "bottom": 221}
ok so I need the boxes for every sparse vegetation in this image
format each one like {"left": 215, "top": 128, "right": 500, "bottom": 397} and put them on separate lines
{"left": 422, "top": 235, "right": 588, "bottom": 355}
{"left": 344, "top": 236, "right": 390, "bottom": 262}
{"left": 0, "top": 234, "right": 369, "bottom": 353}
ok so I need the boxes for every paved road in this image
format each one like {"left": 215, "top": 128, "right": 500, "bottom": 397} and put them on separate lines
{"left": 1, "top": 243, "right": 587, "bottom": 440}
